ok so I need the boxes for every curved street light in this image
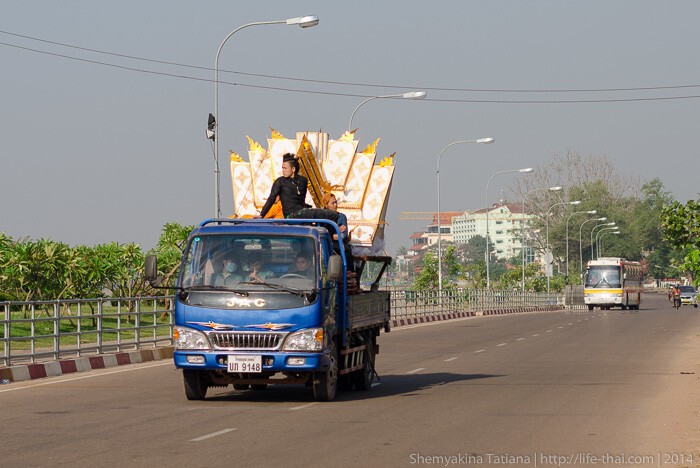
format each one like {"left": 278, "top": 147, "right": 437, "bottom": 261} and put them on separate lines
{"left": 436, "top": 137, "right": 495, "bottom": 300}
{"left": 565, "top": 210, "right": 596, "bottom": 281}
{"left": 211, "top": 15, "right": 320, "bottom": 218}
{"left": 590, "top": 222, "right": 616, "bottom": 259}
{"left": 485, "top": 167, "right": 534, "bottom": 291}
{"left": 348, "top": 91, "right": 427, "bottom": 132}
{"left": 598, "top": 230, "right": 621, "bottom": 257}
{"left": 596, "top": 227, "right": 620, "bottom": 257}
{"left": 579, "top": 217, "right": 607, "bottom": 272}
{"left": 520, "top": 186, "right": 562, "bottom": 291}
{"left": 544, "top": 200, "right": 581, "bottom": 293}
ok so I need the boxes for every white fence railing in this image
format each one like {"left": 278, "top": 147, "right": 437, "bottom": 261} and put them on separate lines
{"left": 2, "top": 289, "right": 574, "bottom": 366}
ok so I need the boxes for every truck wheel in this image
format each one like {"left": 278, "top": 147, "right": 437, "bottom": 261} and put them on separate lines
{"left": 352, "top": 340, "right": 376, "bottom": 391}
{"left": 313, "top": 343, "right": 338, "bottom": 402}
{"left": 587, "top": 305, "right": 594, "bottom": 311}
{"left": 183, "top": 370, "right": 208, "bottom": 400}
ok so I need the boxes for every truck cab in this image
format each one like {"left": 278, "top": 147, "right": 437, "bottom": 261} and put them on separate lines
{"left": 147, "top": 218, "right": 390, "bottom": 401}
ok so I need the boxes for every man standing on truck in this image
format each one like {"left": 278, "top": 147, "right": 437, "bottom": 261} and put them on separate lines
{"left": 258, "top": 153, "right": 309, "bottom": 218}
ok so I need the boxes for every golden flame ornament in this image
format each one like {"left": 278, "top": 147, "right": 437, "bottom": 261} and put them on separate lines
{"left": 229, "top": 150, "right": 243, "bottom": 162}
{"left": 246, "top": 135, "right": 263, "bottom": 153}
{"left": 379, "top": 153, "right": 396, "bottom": 167}
{"left": 362, "top": 138, "right": 380, "bottom": 154}
{"left": 270, "top": 127, "right": 286, "bottom": 140}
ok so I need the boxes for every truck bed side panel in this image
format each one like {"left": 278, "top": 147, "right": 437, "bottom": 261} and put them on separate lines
{"left": 346, "top": 291, "right": 390, "bottom": 331}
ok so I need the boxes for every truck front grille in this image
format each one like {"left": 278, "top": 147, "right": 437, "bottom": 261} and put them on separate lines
{"left": 208, "top": 331, "right": 285, "bottom": 350}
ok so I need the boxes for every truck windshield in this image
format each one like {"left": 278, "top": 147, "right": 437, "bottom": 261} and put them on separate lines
{"left": 585, "top": 266, "right": 621, "bottom": 288}
{"left": 179, "top": 234, "right": 317, "bottom": 294}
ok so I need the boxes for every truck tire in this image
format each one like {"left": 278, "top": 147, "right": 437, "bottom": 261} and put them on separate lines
{"left": 352, "top": 339, "right": 375, "bottom": 391}
{"left": 313, "top": 343, "right": 338, "bottom": 402}
{"left": 183, "top": 370, "right": 208, "bottom": 400}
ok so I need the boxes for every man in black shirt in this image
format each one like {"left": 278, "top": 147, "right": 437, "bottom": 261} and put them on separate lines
{"left": 259, "top": 153, "right": 309, "bottom": 218}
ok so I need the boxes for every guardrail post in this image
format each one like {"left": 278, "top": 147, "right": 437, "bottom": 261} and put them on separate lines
{"left": 2, "top": 303, "right": 9, "bottom": 367}
{"left": 53, "top": 301, "right": 60, "bottom": 361}
{"left": 97, "top": 299, "right": 103, "bottom": 354}
{"left": 135, "top": 299, "right": 141, "bottom": 348}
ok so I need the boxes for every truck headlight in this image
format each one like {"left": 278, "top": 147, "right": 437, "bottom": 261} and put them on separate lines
{"left": 282, "top": 328, "right": 323, "bottom": 351}
{"left": 173, "top": 326, "right": 211, "bottom": 350}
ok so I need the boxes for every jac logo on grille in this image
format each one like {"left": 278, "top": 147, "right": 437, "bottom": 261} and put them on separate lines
{"left": 226, "top": 297, "right": 266, "bottom": 308}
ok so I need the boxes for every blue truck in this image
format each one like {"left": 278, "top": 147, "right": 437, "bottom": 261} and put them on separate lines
{"left": 145, "top": 218, "right": 391, "bottom": 402}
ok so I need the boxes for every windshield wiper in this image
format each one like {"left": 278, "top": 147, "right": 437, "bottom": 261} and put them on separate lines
{"left": 183, "top": 285, "right": 249, "bottom": 296}
{"left": 239, "top": 281, "right": 310, "bottom": 297}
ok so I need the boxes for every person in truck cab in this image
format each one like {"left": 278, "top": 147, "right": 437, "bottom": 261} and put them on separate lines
{"left": 244, "top": 254, "right": 275, "bottom": 283}
{"left": 211, "top": 252, "right": 243, "bottom": 286}
{"left": 288, "top": 253, "right": 313, "bottom": 278}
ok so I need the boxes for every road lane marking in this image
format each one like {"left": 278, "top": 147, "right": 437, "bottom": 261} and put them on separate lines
{"left": 516, "top": 338, "right": 525, "bottom": 341}
{"left": 406, "top": 368, "right": 425, "bottom": 374}
{"left": 289, "top": 402, "right": 318, "bottom": 411}
{"left": 558, "top": 326, "right": 564, "bottom": 329}
{"left": 532, "top": 334, "right": 540, "bottom": 337}
{"left": 546, "top": 330, "right": 553, "bottom": 333}
{"left": 568, "top": 323, "right": 573, "bottom": 325}
{"left": 497, "top": 343, "right": 507, "bottom": 347}
{"left": 0, "top": 361, "right": 173, "bottom": 394}
{"left": 444, "top": 357, "right": 458, "bottom": 362}
{"left": 190, "top": 428, "right": 236, "bottom": 442}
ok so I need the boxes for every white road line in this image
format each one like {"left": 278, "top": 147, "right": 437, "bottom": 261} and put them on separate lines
{"left": 474, "top": 349, "right": 485, "bottom": 354}
{"left": 546, "top": 330, "right": 553, "bottom": 333}
{"left": 444, "top": 357, "right": 458, "bottom": 362}
{"left": 532, "top": 334, "right": 540, "bottom": 337}
{"left": 497, "top": 343, "right": 507, "bottom": 347}
{"left": 0, "top": 361, "right": 173, "bottom": 394}
{"left": 576, "top": 320, "right": 582, "bottom": 323}
{"left": 406, "top": 368, "right": 425, "bottom": 374}
{"left": 289, "top": 402, "right": 318, "bottom": 411}
{"left": 558, "top": 326, "right": 564, "bottom": 329}
{"left": 568, "top": 323, "right": 573, "bottom": 325}
{"left": 190, "top": 428, "right": 236, "bottom": 442}
{"left": 516, "top": 338, "right": 525, "bottom": 341}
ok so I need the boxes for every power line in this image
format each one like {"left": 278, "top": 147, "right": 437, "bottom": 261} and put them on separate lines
{"left": 3, "top": 36, "right": 700, "bottom": 104}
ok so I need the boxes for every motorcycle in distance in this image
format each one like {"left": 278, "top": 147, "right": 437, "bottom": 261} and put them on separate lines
{"left": 672, "top": 285, "right": 682, "bottom": 310}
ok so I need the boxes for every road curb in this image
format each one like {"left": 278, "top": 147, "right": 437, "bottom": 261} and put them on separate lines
{"left": 390, "top": 305, "right": 563, "bottom": 328}
{"left": 1, "top": 306, "right": 563, "bottom": 383}
{"left": 0, "top": 347, "right": 175, "bottom": 384}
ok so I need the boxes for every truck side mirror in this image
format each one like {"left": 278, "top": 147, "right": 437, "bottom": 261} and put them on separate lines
{"left": 145, "top": 255, "right": 161, "bottom": 286}
{"left": 328, "top": 255, "right": 343, "bottom": 281}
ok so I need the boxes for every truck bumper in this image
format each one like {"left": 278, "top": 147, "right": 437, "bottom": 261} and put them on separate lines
{"left": 173, "top": 350, "right": 330, "bottom": 372}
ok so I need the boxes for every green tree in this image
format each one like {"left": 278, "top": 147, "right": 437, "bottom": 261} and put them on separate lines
{"left": 152, "top": 222, "right": 193, "bottom": 285}
{"left": 661, "top": 199, "right": 700, "bottom": 287}
{"left": 414, "top": 252, "right": 438, "bottom": 290}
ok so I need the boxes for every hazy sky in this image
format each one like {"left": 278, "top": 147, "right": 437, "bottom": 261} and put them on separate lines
{"left": 2, "top": 1, "right": 699, "bottom": 255}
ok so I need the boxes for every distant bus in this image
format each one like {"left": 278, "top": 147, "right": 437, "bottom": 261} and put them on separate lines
{"left": 584, "top": 257, "right": 644, "bottom": 310}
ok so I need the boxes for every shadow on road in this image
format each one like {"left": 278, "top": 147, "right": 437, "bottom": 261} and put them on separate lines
{"left": 205, "top": 372, "right": 503, "bottom": 403}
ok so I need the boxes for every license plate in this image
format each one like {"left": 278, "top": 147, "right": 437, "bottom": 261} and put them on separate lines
{"left": 227, "top": 355, "right": 262, "bottom": 373}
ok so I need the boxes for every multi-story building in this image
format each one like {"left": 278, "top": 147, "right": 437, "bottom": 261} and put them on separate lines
{"left": 451, "top": 203, "right": 535, "bottom": 260}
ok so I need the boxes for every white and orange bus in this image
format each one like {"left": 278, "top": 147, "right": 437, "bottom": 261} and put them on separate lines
{"left": 584, "top": 257, "right": 644, "bottom": 310}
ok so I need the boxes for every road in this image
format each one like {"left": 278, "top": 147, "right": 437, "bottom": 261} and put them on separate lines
{"left": 2, "top": 294, "right": 699, "bottom": 467}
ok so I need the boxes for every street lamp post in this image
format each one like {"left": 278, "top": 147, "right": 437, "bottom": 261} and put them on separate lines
{"left": 590, "top": 222, "right": 616, "bottom": 259}
{"left": 579, "top": 217, "right": 607, "bottom": 273}
{"left": 348, "top": 91, "right": 427, "bottom": 132}
{"left": 211, "top": 16, "right": 319, "bottom": 218}
{"left": 565, "top": 210, "right": 596, "bottom": 281}
{"left": 485, "top": 167, "right": 534, "bottom": 291}
{"left": 436, "top": 138, "right": 495, "bottom": 299}
{"left": 545, "top": 200, "right": 581, "bottom": 294}
{"left": 596, "top": 228, "right": 620, "bottom": 257}
{"left": 521, "top": 186, "right": 562, "bottom": 291}
{"left": 598, "top": 230, "right": 620, "bottom": 257}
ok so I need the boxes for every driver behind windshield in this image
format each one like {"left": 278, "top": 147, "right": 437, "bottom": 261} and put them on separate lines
{"left": 244, "top": 253, "right": 275, "bottom": 283}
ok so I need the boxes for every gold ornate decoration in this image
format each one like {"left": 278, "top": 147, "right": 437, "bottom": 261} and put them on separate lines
{"left": 229, "top": 150, "right": 243, "bottom": 163}
{"left": 246, "top": 135, "right": 264, "bottom": 153}
{"left": 379, "top": 152, "right": 395, "bottom": 167}
{"left": 270, "top": 127, "right": 286, "bottom": 140}
{"left": 296, "top": 134, "right": 332, "bottom": 208}
{"left": 339, "top": 129, "right": 357, "bottom": 142}
{"left": 361, "top": 138, "right": 380, "bottom": 154}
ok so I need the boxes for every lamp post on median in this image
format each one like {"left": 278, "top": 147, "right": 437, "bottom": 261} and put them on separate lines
{"left": 596, "top": 227, "right": 620, "bottom": 257}
{"left": 579, "top": 217, "right": 607, "bottom": 273}
{"left": 210, "top": 15, "right": 319, "bottom": 218}
{"left": 436, "top": 138, "right": 495, "bottom": 300}
{"left": 565, "top": 210, "right": 596, "bottom": 282}
{"left": 521, "top": 186, "right": 562, "bottom": 292}
{"left": 348, "top": 91, "right": 427, "bottom": 132}
{"left": 545, "top": 200, "right": 581, "bottom": 294}
{"left": 485, "top": 167, "right": 534, "bottom": 292}
{"left": 590, "top": 222, "right": 616, "bottom": 259}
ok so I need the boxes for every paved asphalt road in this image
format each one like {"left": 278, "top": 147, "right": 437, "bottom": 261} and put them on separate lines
{"left": 2, "top": 294, "right": 699, "bottom": 467}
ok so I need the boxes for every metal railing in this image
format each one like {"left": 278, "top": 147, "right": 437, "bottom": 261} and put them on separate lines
{"left": 2, "top": 289, "right": 574, "bottom": 366}
{"left": 1, "top": 296, "right": 173, "bottom": 366}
